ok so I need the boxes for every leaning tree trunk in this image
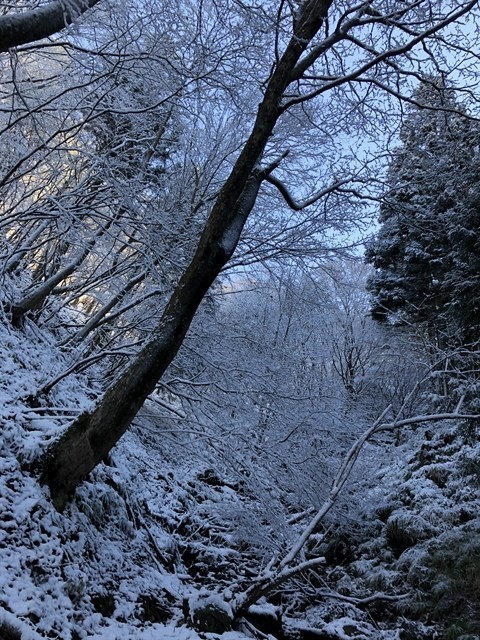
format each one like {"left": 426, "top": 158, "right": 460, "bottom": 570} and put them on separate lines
{"left": 41, "top": 168, "right": 269, "bottom": 510}
{"left": 41, "top": 0, "right": 333, "bottom": 510}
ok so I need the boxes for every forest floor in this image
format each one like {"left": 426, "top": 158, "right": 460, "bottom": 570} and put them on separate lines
{"left": 1, "top": 317, "right": 480, "bottom": 640}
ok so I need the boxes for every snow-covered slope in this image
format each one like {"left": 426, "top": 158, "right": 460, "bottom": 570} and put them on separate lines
{"left": 1, "top": 315, "right": 479, "bottom": 640}
{"left": 0, "top": 318, "right": 250, "bottom": 639}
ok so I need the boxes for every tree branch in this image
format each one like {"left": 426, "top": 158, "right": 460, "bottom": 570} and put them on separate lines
{"left": 314, "top": 591, "right": 410, "bottom": 606}
{"left": 0, "top": 0, "right": 101, "bottom": 52}
{"left": 284, "top": 0, "right": 479, "bottom": 110}
{"left": 265, "top": 174, "right": 350, "bottom": 211}
{"left": 232, "top": 398, "right": 480, "bottom": 615}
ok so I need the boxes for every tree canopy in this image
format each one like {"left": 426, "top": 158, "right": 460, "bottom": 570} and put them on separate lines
{"left": 366, "top": 78, "right": 480, "bottom": 348}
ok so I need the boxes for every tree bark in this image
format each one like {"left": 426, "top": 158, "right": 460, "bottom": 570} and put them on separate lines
{"left": 10, "top": 243, "right": 93, "bottom": 324}
{"left": 41, "top": 0, "right": 334, "bottom": 510}
{"left": 0, "top": 0, "right": 101, "bottom": 52}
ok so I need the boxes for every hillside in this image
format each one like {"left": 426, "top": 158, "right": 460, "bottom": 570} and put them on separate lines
{"left": 1, "top": 309, "right": 479, "bottom": 640}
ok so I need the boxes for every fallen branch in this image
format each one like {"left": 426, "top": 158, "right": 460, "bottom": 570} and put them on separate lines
{"left": 232, "top": 402, "right": 480, "bottom": 616}
{"left": 315, "top": 591, "right": 410, "bottom": 606}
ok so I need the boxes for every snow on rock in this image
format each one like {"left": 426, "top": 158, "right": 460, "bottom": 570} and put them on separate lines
{"left": 188, "top": 592, "right": 234, "bottom": 633}
{"left": 320, "top": 615, "right": 378, "bottom": 639}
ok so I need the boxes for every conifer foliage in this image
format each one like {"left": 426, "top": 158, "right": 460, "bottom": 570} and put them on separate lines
{"left": 366, "top": 78, "right": 480, "bottom": 348}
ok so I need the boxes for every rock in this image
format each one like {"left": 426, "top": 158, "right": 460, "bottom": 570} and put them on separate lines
{"left": 245, "top": 603, "right": 284, "bottom": 638}
{"left": 0, "top": 620, "right": 21, "bottom": 640}
{"left": 137, "top": 591, "right": 174, "bottom": 623}
{"left": 196, "top": 468, "right": 224, "bottom": 487}
{"left": 298, "top": 617, "right": 371, "bottom": 639}
{"left": 91, "top": 593, "right": 115, "bottom": 617}
{"left": 189, "top": 595, "right": 233, "bottom": 633}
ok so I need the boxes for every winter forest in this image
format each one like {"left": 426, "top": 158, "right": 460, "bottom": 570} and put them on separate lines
{"left": 1, "top": 1, "right": 480, "bottom": 639}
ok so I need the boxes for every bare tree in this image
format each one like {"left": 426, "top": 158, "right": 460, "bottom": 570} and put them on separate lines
{"left": 0, "top": 1, "right": 203, "bottom": 342}
{"left": 29, "top": 0, "right": 479, "bottom": 509}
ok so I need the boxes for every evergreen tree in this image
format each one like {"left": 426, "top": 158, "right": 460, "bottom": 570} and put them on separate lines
{"left": 366, "top": 78, "right": 480, "bottom": 348}
{"left": 444, "top": 186, "right": 480, "bottom": 345}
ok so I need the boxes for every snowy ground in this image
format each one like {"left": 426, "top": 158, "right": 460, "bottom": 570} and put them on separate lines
{"left": 0, "top": 319, "right": 223, "bottom": 639}
{"left": 2, "top": 316, "right": 480, "bottom": 639}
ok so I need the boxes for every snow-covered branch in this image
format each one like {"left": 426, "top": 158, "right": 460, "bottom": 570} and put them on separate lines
{"left": 231, "top": 400, "right": 480, "bottom": 616}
